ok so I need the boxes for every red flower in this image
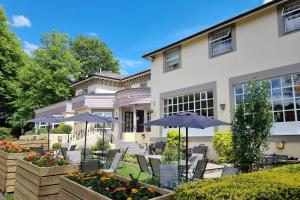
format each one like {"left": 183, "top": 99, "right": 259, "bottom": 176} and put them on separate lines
{"left": 47, "top": 159, "right": 53, "bottom": 164}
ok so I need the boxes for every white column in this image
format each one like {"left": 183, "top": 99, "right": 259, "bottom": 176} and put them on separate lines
{"left": 133, "top": 104, "right": 137, "bottom": 132}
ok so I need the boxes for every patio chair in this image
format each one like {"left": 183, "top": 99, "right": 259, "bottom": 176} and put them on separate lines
{"left": 30, "top": 147, "right": 44, "bottom": 155}
{"left": 148, "top": 157, "right": 161, "bottom": 179}
{"left": 103, "top": 153, "right": 123, "bottom": 173}
{"left": 61, "top": 147, "right": 68, "bottom": 159}
{"left": 183, "top": 159, "right": 208, "bottom": 181}
{"left": 155, "top": 142, "right": 166, "bottom": 155}
{"left": 149, "top": 143, "right": 156, "bottom": 155}
{"left": 69, "top": 145, "right": 77, "bottom": 151}
{"left": 160, "top": 164, "right": 179, "bottom": 189}
{"left": 104, "top": 149, "right": 121, "bottom": 168}
{"left": 136, "top": 154, "right": 152, "bottom": 179}
{"left": 192, "top": 145, "right": 208, "bottom": 159}
{"left": 66, "top": 150, "right": 81, "bottom": 164}
{"left": 80, "top": 160, "right": 101, "bottom": 173}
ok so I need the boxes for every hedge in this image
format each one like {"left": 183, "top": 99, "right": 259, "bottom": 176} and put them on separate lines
{"left": 175, "top": 164, "right": 300, "bottom": 200}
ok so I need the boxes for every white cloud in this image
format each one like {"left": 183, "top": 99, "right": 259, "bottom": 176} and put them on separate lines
{"left": 118, "top": 58, "right": 146, "bottom": 75}
{"left": 11, "top": 15, "right": 31, "bottom": 27}
{"left": 263, "top": 0, "right": 273, "bottom": 4}
{"left": 23, "top": 41, "right": 38, "bottom": 55}
{"left": 87, "top": 32, "right": 99, "bottom": 37}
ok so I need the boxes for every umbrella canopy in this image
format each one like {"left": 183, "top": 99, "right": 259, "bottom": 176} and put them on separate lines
{"left": 60, "top": 113, "right": 111, "bottom": 123}
{"left": 60, "top": 113, "right": 122, "bottom": 161}
{"left": 144, "top": 112, "right": 230, "bottom": 128}
{"left": 27, "top": 116, "right": 63, "bottom": 123}
{"left": 144, "top": 112, "right": 230, "bottom": 182}
{"left": 27, "top": 115, "right": 64, "bottom": 151}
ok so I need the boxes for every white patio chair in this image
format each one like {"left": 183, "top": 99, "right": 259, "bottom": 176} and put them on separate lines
{"left": 103, "top": 153, "right": 122, "bottom": 173}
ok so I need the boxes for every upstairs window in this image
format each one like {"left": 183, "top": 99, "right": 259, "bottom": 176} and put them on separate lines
{"left": 282, "top": 0, "right": 300, "bottom": 33}
{"left": 164, "top": 47, "right": 181, "bottom": 72}
{"left": 209, "top": 27, "right": 233, "bottom": 57}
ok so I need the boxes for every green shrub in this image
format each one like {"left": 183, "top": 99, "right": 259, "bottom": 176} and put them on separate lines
{"left": 37, "top": 129, "right": 48, "bottom": 134}
{"left": 50, "top": 124, "right": 72, "bottom": 134}
{"left": 0, "top": 127, "right": 12, "bottom": 140}
{"left": 123, "top": 153, "right": 137, "bottom": 164}
{"left": 89, "top": 139, "right": 111, "bottom": 151}
{"left": 166, "top": 130, "right": 184, "bottom": 148}
{"left": 212, "top": 130, "right": 234, "bottom": 163}
{"left": 175, "top": 164, "right": 300, "bottom": 200}
{"left": 52, "top": 142, "right": 61, "bottom": 150}
{"left": 0, "top": 127, "right": 12, "bottom": 135}
{"left": 162, "top": 145, "right": 178, "bottom": 164}
{"left": 60, "top": 124, "right": 72, "bottom": 134}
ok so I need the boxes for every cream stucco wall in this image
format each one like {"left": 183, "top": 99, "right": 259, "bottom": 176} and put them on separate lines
{"left": 150, "top": 6, "right": 300, "bottom": 138}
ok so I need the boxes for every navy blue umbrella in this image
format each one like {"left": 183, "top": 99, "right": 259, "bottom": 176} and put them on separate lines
{"left": 61, "top": 113, "right": 112, "bottom": 160}
{"left": 144, "top": 112, "right": 230, "bottom": 182}
{"left": 61, "top": 113, "right": 124, "bottom": 161}
{"left": 27, "top": 116, "right": 63, "bottom": 150}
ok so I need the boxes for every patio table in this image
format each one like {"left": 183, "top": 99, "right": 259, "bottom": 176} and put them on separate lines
{"left": 91, "top": 151, "right": 107, "bottom": 163}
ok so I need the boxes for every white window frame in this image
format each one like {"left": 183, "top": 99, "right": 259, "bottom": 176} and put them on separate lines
{"left": 282, "top": 0, "right": 300, "bottom": 33}
{"left": 163, "top": 90, "right": 214, "bottom": 128}
{"left": 234, "top": 73, "right": 300, "bottom": 123}
{"left": 209, "top": 27, "right": 233, "bottom": 56}
{"left": 164, "top": 47, "right": 181, "bottom": 72}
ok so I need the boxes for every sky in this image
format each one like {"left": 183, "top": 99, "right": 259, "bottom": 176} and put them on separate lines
{"left": 1, "top": 0, "right": 271, "bottom": 75}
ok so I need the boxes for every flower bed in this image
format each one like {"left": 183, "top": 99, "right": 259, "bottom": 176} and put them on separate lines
{"left": 14, "top": 154, "right": 78, "bottom": 200}
{"left": 0, "top": 141, "right": 30, "bottom": 193}
{"left": 59, "top": 170, "right": 173, "bottom": 200}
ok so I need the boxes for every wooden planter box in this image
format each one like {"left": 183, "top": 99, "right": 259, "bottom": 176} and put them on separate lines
{"left": 0, "top": 151, "right": 29, "bottom": 193}
{"left": 14, "top": 159, "right": 78, "bottom": 200}
{"left": 59, "top": 175, "right": 174, "bottom": 200}
{"left": 13, "top": 140, "right": 48, "bottom": 150}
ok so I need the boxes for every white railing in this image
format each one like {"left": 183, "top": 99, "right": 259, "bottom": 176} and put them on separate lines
{"left": 68, "top": 128, "right": 114, "bottom": 143}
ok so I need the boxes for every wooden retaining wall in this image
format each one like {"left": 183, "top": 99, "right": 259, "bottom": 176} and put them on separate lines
{"left": 0, "top": 151, "right": 29, "bottom": 193}
{"left": 59, "top": 175, "right": 174, "bottom": 200}
{"left": 14, "top": 159, "right": 78, "bottom": 200}
{"left": 13, "top": 140, "right": 48, "bottom": 150}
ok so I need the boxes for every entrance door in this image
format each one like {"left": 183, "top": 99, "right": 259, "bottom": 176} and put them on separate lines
{"left": 136, "top": 110, "right": 144, "bottom": 132}
{"left": 124, "top": 112, "right": 133, "bottom": 132}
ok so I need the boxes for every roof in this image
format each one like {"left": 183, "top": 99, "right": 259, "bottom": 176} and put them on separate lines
{"left": 71, "top": 69, "right": 151, "bottom": 87}
{"left": 142, "top": 0, "right": 286, "bottom": 58}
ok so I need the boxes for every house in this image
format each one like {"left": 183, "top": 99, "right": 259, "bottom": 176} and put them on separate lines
{"left": 35, "top": 70, "right": 152, "bottom": 153}
{"left": 143, "top": 0, "right": 300, "bottom": 159}
{"left": 35, "top": 0, "right": 300, "bottom": 160}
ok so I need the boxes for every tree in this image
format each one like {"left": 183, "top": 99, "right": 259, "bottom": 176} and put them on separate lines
{"left": 232, "top": 78, "right": 273, "bottom": 172}
{"left": 10, "top": 30, "right": 82, "bottom": 127}
{"left": 70, "top": 35, "right": 119, "bottom": 77}
{"left": 0, "top": 7, "right": 27, "bottom": 127}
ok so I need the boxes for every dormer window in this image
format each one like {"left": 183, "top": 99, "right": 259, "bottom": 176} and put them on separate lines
{"left": 164, "top": 47, "right": 181, "bottom": 72}
{"left": 282, "top": 0, "right": 300, "bottom": 33}
{"left": 209, "top": 27, "right": 234, "bottom": 57}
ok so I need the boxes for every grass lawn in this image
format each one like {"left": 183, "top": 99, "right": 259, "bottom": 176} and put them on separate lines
{"left": 117, "top": 162, "right": 159, "bottom": 186}
{"left": 6, "top": 193, "right": 13, "bottom": 200}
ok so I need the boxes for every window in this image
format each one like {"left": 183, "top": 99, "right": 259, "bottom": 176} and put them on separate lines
{"left": 163, "top": 90, "right": 214, "bottom": 128}
{"left": 234, "top": 73, "right": 300, "bottom": 122}
{"left": 164, "top": 47, "right": 180, "bottom": 72}
{"left": 209, "top": 26, "right": 234, "bottom": 57}
{"left": 282, "top": 0, "right": 300, "bottom": 33}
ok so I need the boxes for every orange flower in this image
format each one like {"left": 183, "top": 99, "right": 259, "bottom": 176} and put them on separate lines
{"left": 127, "top": 198, "right": 132, "bottom": 200}
{"left": 115, "top": 187, "right": 127, "bottom": 191}
{"left": 148, "top": 188, "right": 155, "bottom": 193}
{"left": 95, "top": 169, "right": 102, "bottom": 174}
{"left": 131, "top": 188, "right": 138, "bottom": 193}
{"left": 100, "top": 176, "right": 111, "bottom": 181}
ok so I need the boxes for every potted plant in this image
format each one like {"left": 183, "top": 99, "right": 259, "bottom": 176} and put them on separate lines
{"left": 0, "top": 140, "right": 30, "bottom": 193}
{"left": 59, "top": 170, "right": 173, "bottom": 200}
{"left": 14, "top": 151, "right": 78, "bottom": 200}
